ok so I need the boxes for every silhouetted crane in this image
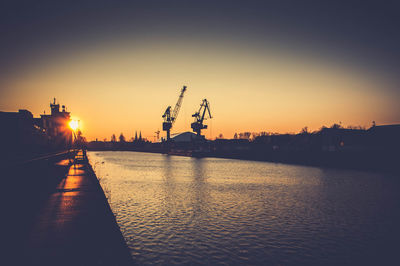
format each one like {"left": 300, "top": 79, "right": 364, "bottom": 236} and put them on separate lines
{"left": 191, "top": 99, "right": 212, "bottom": 136}
{"left": 162, "top": 86, "right": 187, "bottom": 141}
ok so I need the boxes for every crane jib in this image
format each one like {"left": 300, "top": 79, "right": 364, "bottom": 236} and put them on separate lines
{"left": 162, "top": 85, "right": 187, "bottom": 141}
{"left": 171, "top": 86, "right": 187, "bottom": 125}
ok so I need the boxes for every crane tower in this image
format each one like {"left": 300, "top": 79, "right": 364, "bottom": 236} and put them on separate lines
{"left": 191, "top": 99, "right": 212, "bottom": 136}
{"left": 162, "top": 86, "right": 187, "bottom": 141}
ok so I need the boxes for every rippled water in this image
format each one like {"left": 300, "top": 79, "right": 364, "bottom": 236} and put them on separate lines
{"left": 89, "top": 151, "right": 400, "bottom": 265}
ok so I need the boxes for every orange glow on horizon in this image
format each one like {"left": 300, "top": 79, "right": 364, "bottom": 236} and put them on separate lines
{"left": 0, "top": 39, "right": 399, "bottom": 141}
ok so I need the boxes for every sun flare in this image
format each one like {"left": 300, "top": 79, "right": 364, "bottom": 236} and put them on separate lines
{"left": 69, "top": 120, "right": 79, "bottom": 131}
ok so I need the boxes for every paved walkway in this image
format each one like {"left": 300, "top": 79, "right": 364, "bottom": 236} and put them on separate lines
{"left": 22, "top": 151, "right": 133, "bottom": 265}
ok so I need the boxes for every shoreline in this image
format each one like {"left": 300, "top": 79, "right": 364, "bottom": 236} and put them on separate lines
{"left": 88, "top": 148, "right": 398, "bottom": 174}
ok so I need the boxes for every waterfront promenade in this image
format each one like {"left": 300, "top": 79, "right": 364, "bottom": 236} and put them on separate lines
{"left": 6, "top": 150, "right": 133, "bottom": 265}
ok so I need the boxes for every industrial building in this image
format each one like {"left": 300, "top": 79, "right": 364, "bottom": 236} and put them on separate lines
{"left": 0, "top": 98, "right": 74, "bottom": 156}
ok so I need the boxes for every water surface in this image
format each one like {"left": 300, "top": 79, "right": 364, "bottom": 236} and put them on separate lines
{"left": 89, "top": 151, "right": 400, "bottom": 265}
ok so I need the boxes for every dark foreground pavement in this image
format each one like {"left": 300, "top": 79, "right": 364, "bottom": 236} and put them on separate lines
{"left": 4, "top": 150, "right": 133, "bottom": 265}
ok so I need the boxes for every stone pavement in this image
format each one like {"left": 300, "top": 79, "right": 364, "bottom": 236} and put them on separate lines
{"left": 21, "top": 151, "right": 133, "bottom": 265}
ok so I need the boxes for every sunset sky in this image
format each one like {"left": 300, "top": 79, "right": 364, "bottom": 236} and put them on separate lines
{"left": 1, "top": 1, "right": 399, "bottom": 141}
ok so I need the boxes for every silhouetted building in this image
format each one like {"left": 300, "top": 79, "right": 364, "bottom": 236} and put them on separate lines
{"left": 0, "top": 98, "right": 74, "bottom": 156}
{"left": 368, "top": 124, "right": 400, "bottom": 149}
{"left": 319, "top": 127, "right": 367, "bottom": 152}
{"left": 39, "top": 98, "right": 73, "bottom": 149}
{"left": 0, "top": 109, "right": 47, "bottom": 154}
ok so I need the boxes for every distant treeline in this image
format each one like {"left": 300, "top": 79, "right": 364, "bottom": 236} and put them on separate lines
{"left": 211, "top": 123, "right": 399, "bottom": 172}
{"left": 228, "top": 123, "right": 366, "bottom": 141}
{"left": 86, "top": 123, "right": 399, "bottom": 172}
{"left": 87, "top": 132, "right": 153, "bottom": 151}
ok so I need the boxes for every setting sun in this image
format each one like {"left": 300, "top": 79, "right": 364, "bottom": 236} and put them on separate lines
{"left": 69, "top": 120, "right": 79, "bottom": 131}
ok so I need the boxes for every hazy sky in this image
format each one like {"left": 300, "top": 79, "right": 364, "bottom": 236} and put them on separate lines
{"left": 1, "top": 0, "right": 399, "bottom": 140}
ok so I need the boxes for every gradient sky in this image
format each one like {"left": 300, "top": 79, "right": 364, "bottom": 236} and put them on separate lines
{"left": 0, "top": 0, "right": 399, "bottom": 141}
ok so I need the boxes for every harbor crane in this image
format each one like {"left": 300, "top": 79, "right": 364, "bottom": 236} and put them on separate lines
{"left": 191, "top": 99, "right": 212, "bottom": 136}
{"left": 162, "top": 86, "right": 187, "bottom": 141}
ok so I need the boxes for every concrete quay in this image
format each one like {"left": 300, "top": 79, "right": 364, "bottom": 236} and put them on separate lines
{"left": 5, "top": 150, "right": 133, "bottom": 265}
